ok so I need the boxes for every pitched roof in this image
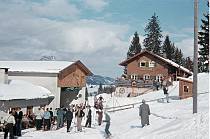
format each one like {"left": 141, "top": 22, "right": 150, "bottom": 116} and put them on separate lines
{"left": 119, "top": 50, "right": 193, "bottom": 75}
{"left": 0, "top": 61, "right": 74, "bottom": 73}
{"left": 177, "top": 77, "right": 193, "bottom": 83}
{"left": 0, "top": 80, "right": 54, "bottom": 100}
{"left": 0, "top": 60, "right": 93, "bottom": 75}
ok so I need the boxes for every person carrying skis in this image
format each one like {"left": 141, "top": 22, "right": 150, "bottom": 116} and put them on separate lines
{"left": 139, "top": 99, "right": 150, "bottom": 128}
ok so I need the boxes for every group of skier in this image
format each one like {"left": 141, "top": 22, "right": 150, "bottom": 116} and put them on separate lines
{"left": 2, "top": 79, "right": 171, "bottom": 139}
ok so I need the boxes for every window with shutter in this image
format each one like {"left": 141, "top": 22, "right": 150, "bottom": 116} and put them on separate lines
{"left": 146, "top": 62, "right": 149, "bottom": 67}
{"left": 149, "top": 61, "right": 156, "bottom": 67}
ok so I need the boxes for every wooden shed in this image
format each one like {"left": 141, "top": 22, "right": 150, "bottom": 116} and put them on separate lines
{"left": 177, "top": 77, "right": 193, "bottom": 99}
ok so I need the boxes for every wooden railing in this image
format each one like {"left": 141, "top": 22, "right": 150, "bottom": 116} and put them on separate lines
{"left": 106, "top": 91, "right": 209, "bottom": 112}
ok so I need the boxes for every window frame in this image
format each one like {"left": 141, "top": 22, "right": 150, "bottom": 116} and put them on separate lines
{"left": 143, "top": 74, "right": 150, "bottom": 80}
{"left": 183, "top": 85, "right": 189, "bottom": 93}
{"left": 131, "top": 74, "right": 137, "bottom": 80}
{"left": 139, "top": 61, "right": 146, "bottom": 67}
{"left": 149, "top": 61, "right": 156, "bottom": 67}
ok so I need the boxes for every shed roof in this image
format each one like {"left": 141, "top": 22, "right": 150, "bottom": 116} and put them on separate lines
{"left": 177, "top": 77, "right": 193, "bottom": 83}
{"left": 0, "top": 60, "right": 93, "bottom": 75}
{"left": 0, "top": 61, "right": 74, "bottom": 73}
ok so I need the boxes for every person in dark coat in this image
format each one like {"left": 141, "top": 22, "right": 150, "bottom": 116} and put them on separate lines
{"left": 163, "top": 78, "right": 169, "bottom": 103}
{"left": 152, "top": 79, "right": 157, "bottom": 91}
{"left": 97, "top": 108, "right": 103, "bottom": 126}
{"left": 163, "top": 86, "right": 169, "bottom": 103}
{"left": 56, "top": 108, "right": 65, "bottom": 129}
{"left": 49, "top": 108, "right": 54, "bottom": 125}
{"left": 139, "top": 99, "right": 150, "bottom": 127}
{"left": 65, "top": 108, "right": 73, "bottom": 132}
{"left": 85, "top": 105, "right": 92, "bottom": 128}
{"left": 15, "top": 107, "right": 23, "bottom": 136}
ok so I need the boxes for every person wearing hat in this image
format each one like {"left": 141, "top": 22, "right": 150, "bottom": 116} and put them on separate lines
{"left": 85, "top": 105, "right": 92, "bottom": 128}
{"left": 139, "top": 99, "right": 150, "bottom": 127}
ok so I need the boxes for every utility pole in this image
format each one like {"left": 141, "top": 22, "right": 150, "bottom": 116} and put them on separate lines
{"left": 193, "top": 0, "right": 198, "bottom": 114}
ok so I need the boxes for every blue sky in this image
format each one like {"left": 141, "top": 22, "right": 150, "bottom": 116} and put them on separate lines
{"left": 0, "top": 0, "right": 208, "bottom": 78}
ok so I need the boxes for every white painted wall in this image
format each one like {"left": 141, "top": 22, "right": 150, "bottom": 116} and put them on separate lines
{"left": 0, "top": 69, "right": 4, "bottom": 84}
{"left": 8, "top": 73, "right": 60, "bottom": 109}
{"left": 0, "top": 69, "right": 8, "bottom": 84}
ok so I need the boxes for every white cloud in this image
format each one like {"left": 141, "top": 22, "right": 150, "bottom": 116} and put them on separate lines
{"left": 62, "top": 20, "right": 129, "bottom": 53}
{"left": 176, "top": 38, "right": 194, "bottom": 57}
{"left": 83, "top": 0, "right": 108, "bottom": 12}
{"left": 0, "top": 1, "right": 129, "bottom": 77}
{"left": 31, "top": 0, "right": 80, "bottom": 19}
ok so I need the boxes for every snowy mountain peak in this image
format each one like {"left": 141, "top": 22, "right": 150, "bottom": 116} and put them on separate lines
{"left": 86, "top": 75, "right": 115, "bottom": 85}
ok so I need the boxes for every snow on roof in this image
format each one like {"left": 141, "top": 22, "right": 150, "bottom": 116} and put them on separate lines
{"left": 177, "top": 76, "right": 193, "bottom": 82}
{"left": 152, "top": 53, "right": 193, "bottom": 75}
{"left": 0, "top": 80, "right": 54, "bottom": 100}
{"left": 0, "top": 61, "right": 75, "bottom": 73}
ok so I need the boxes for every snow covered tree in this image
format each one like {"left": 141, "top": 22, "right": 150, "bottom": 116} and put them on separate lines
{"left": 198, "top": 3, "right": 209, "bottom": 72}
{"left": 127, "top": 32, "right": 142, "bottom": 58}
{"left": 162, "top": 35, "right": 175, "bottom": 60}
{"left": 143, "top": 13, "right": 163, "bottom": 55}
{"left": 98, "top": 82, "right": 103, "bottom": 94}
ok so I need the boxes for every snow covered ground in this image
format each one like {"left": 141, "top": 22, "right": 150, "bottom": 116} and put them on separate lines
{"left": 0, "top": 73, "right": 209, "bottom": 139}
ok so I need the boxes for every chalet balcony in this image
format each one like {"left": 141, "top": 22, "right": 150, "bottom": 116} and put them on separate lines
{"left": 115, "top": 79, "right": 153, "bottom": 88}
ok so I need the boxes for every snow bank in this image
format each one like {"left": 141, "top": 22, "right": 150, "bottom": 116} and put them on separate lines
{"left": 0, "top": 80, "right": 54, "bottom": 100}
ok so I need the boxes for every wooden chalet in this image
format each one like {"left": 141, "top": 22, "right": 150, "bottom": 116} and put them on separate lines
{"left": 119, "top": 50, "right": 192, "bottom": 83}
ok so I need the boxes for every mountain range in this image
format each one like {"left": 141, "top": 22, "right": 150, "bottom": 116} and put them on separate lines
{"left": 86, "top": 75, "right": 115, "bottom": 85}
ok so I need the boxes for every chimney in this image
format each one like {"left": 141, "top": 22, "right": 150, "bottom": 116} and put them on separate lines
{"left": 0, "top": 68, "right": 9, "bottom": 84}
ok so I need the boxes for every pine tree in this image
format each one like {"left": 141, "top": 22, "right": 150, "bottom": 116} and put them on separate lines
{"left": 98, "top": 82, "right": 103, "bottom": 94}
{"left": 198, "top": 3, "right": 209, "bottom": 72}
{"left": 127, "top": 32, "right": 142, "bottom": 58}
{"left": 162, "top": 35, "right": 174, "bottom": 60}
{"left": 185, "top": 57, "right": 193, "bottom": 71}
{"left": 174, "top": 48, "right": 180, "bottom": 64}
{"left": 170, "top": 43, "right": 176, "bottom": 61}
{"left": 178, "top": 49, "right": 184, "bottom": 66}
{"left": 143, "top": 13, "right": 163, "bottom": 55}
